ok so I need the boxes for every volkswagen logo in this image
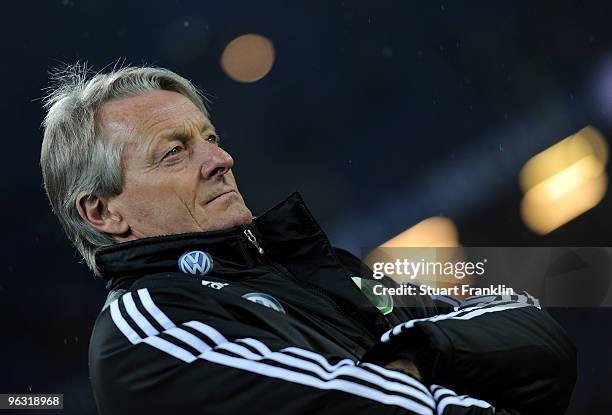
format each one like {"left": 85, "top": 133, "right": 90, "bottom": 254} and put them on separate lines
{"left": 178, "top": 250, "right": 213, "bottom": 276}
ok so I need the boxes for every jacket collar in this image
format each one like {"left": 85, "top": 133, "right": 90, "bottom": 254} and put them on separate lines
{"left": 95, "top": 192, "right": 328, "bottom": 290}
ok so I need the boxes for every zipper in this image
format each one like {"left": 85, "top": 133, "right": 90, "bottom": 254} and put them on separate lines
{"left": 243, "top": 229, "right": 265, "bottom": 255}
{"left": 293, "top": 199, "right": 396, "bottom": 331}
{"left": 241, "top": 226, "right": 383, "bottom": 341}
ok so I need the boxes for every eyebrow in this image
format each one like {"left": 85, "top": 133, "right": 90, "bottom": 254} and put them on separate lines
{"left": 146, "top": 118, "right": 214, "bottom": 161}
{"left": 158, "top": 118, "right": 213, "bottom": 140}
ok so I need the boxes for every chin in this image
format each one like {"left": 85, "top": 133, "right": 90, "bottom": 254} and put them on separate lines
{"left": 210, "top": 202, "right": 253, "bottom": 231}
{"left": 229, "top": 205, "right": 253, "bottom": 228}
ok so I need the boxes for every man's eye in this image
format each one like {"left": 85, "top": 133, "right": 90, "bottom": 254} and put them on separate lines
{"left": 163, "top": 146, "right": 183, "bottom": 160}
{"left": 207, "top": 134, "right": 220, "bottom": 145}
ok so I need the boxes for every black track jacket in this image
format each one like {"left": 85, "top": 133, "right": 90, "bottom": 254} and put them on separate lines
{"left": 89, "top": 193, "right": 576, "bottom": 415}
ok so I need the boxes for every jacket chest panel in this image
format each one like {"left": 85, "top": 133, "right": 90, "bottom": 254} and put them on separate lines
{"left": 193, "top": 269, "right": 375, "bottom": 358}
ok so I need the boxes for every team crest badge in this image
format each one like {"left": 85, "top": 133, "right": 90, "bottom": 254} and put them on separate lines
{"left": 178, "top": 250, "right": 213, "bottom": 276}
{"left": 352, "top": 276, "right": 394, "bottom": 315}
{"left": 242, "top": 292, "right": 286, "bottom": 314}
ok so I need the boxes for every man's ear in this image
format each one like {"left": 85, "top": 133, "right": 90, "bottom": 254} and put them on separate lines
{"left": 76, "top": 193, "right": 129, "bottom": 237}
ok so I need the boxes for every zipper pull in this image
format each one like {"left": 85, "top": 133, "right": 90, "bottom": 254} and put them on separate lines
{"left": 244, "top": 229, "right": 265, "bottom": 255}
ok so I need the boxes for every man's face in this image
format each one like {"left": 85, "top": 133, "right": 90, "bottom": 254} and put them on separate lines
{"left": 98, "top": 89, "right": 252, "bottom": 240}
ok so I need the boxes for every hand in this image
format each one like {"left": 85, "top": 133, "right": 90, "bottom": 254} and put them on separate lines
{"left": 384, "top": 359, "right": 422, "bottom": 380}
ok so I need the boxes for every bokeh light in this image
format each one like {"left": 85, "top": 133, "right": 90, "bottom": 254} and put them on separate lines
{"left": 220, "top": 34, "right": 275, "bottom": 83}
{"left": 365, "top": 217, "right": 463, "bottom": 289}
{"left": 520, "top": 126, "right": 609, "bottom": 234}
{"left": 381, "top": 217, "right": 460, "bottom": 248}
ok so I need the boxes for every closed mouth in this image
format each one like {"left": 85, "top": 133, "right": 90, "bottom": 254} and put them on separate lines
{"left": 208, "top": 190, "right": 236, "bottom": 203}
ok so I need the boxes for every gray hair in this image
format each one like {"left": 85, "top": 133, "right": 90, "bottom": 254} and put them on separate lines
{"left": 40, "top": 63, "right": 208, "bottom": 275}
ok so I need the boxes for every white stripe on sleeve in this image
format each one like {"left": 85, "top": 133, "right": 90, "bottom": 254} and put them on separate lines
{"left": 183, "top": 320, "right": 228, "bottom": 345}
{"left": 164, "top": 327, "right": 212, "bottom": 354}
{"left": 122, "top": 292, "right": 159, "bottom": 337}
{"left": 437, "top": 395, "right": 493, "bottom": 414}
{"left": 110, "top": 299, "right": 142, "bottom": 345}
{"left": 217, "top": 337, "right": 435, "bottom": 408}
{"left": 200, "top": 349, "right": 434, "bottom": 414}
{"left": 430, "top": 384, "right": 493, "bottom": 414}
{"left": 137, "top": 288, "right": 174, "bottom": 330}
{"left": 142, "top": 336, "right": 196, "bottom": 363}
{"left": 280, "top": 346, "right": 355, "bottom": 372}
{"left": 382, "top": 300, "right": 530, "bottom": 343}
{"left": 108, "top": 292, "right": 436, "bottom": 413}
{"left": 361, "top": 362, "right": 431, "bottom": 396}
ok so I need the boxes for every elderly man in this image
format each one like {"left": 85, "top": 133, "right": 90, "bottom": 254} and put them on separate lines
{"left": 41, "top": 65, "right": 575, "bottom": 415}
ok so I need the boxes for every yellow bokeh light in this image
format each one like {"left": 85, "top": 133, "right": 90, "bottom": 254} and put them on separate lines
{"left": 520, "top": 126, "right": 608, "bottom": 193}
{"left": 380, "top": 217, "right": 460, "bottom": 248}
{"left": 220, "top": 34, "right": 275, "bottom": 83}
{"left": 365, "top": 217, "right": 463, "bottom": 289}
{"left": 519, "top": 126, "right": 608, "bottom": 235}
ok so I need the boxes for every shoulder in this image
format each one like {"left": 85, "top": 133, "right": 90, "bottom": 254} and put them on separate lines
{"left": 89, "top": 273, "right": 226, "bottom": 365}
{"left": 89, "top": 273, "right": 229, "bottom": 409}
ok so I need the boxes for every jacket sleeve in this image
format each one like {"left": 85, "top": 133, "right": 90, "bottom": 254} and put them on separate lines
{"left": 333, "top": 247, "right": 576, "bottom": 414}
{"left": 90, "top": 284, "right": 502, "bottom": 415}
{"left": 361, "top": 291, "right": 577, "bottom": 415}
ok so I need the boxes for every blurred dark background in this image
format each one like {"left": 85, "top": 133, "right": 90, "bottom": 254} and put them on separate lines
{"left": 1, "top": 0, "right": 612, "bottom": 413}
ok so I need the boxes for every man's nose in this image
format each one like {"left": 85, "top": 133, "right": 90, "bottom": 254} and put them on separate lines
{"left": 200, "top": 143, "right": 234, "bottom": 179}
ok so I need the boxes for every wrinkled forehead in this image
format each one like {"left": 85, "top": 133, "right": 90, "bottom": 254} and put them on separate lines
{"left": 97, "top": 89, "right": 209, "bottom": 146}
